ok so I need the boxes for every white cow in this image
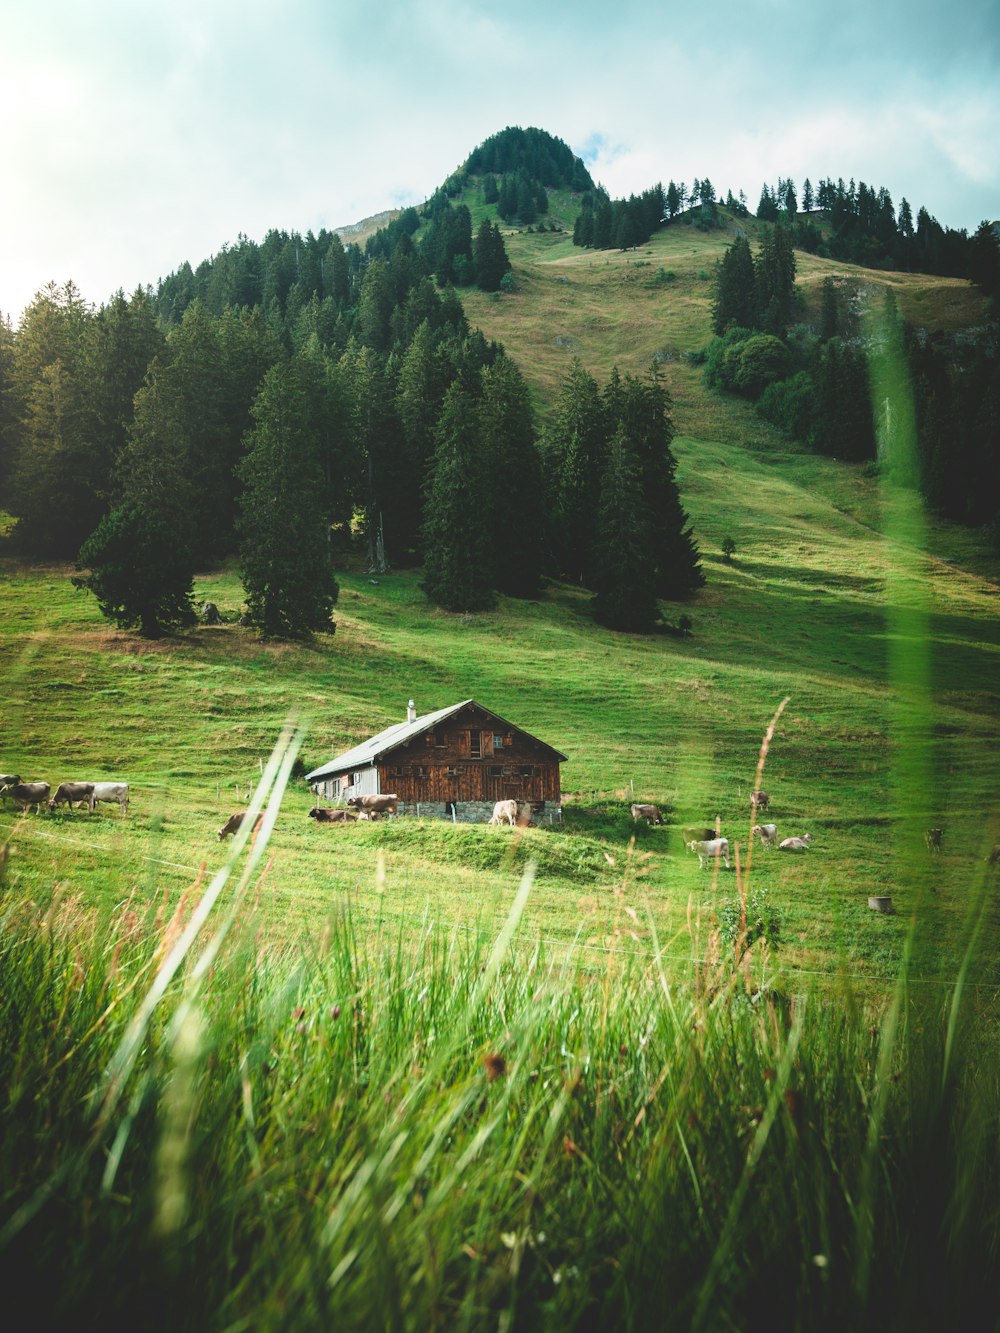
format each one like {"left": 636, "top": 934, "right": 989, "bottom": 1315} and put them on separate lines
{"left": 687, "top": 837, "right": 730, "bottom": 869}
{"left": 778, "top": 834, "right": 812, "bottom": 852}
{"left": 753, "top": 823, "right": 778, "bottom": 849}
{"left": 89, "top": 782, "right": 129, "bottom": 815}
{"left": 489, "top": 799, "right": 519, "bottom": 827}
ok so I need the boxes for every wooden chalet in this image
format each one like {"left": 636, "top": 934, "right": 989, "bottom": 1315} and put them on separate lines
{"left": 306, "top": 700, "right": 566, "bottom": 818}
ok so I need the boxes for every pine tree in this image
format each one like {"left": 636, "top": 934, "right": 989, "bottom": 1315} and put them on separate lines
{"left": 74, "top": 504, "right": 195, "bottom": 638}
{"left": 547, "top": 359, "right": 607, "bottom": 584}
{"left": 237, "top": 357, "right": 339, "bottom": 637}
{"left": 7, "top": 282, "right": 97, "bottom": 557}
{"left": 395, "top": 321, "right": 450, "bottom": 562}
{"left": 421, "top": 381, "right": 495, "bottom": 611}
{"left": 605, "top": 369, "right": 703, "bottom": 599}
{"left": 712, "top": 235, "right": 758, "bottom": 333}
{"left": 473, "top": 220, "right": 510, "bottom": 292}
{"left": 9, "top": 357, "right": 94, "bottom": 558}
{"left": 755, "top": 224, "right": 797, "bottom": 334}
{"left": 115, "top": 361, "right": 197, "bottom": 552}
{"left": 591, "top": 423, "right": 659, "bottom": 632}
{"left": 479, "top": 355, "right": 544, "bottom": 597}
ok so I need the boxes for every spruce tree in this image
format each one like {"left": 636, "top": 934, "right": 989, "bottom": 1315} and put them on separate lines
{"left": 591, "top": 423, "right": 659, "bottom": 632}
{"left": 473, "top": 220, "right": 511, "bottom": 292}
{"left": 606, "top": 369, "right": 703, "bottom": 599}
{"left": 237, "top": 357, "right": 339, "bottom": 637}
{"left": 479, "top": 356, "right": 544, "bottom": 597}
{"left": 421, "top": 381, "right": 495, "bottom": 611}
{"left": 395, "top": 320, "right": 450, "bottom": 562}
{"left": 547, "top": 359, "right": 607, "bottom": 584}
{"left": 74, "top": 504, "right": 195, "bottom": 638}
{"left": 712, "top": 235, "right": 758, "bottom": 333}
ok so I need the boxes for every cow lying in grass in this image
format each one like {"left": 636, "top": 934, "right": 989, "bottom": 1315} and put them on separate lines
{"left": 308, "top": 808, "right": 357, "bottom": 824}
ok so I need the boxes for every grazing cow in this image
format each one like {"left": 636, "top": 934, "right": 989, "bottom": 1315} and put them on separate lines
{"left": 3, "top": 782, "right": 51, "bottom": 813}
{"left": 88, "top": 782, "right": 129, "bottom": 815}
{"left": 750, "top": 790, "right": 771, "bottom": 811}
{"left": 347, "top": 793, "right": 399, "bottom": 816}
{"left": 683, "top": 826, "right": 719, "bottom": 842}
{"left": 778, "top": 834, "right": 812, "bottom": 852}
{"left": 631, "top": 803, "right": 664, "bottom": 825}
{"left": 753, "top": 822, "right": 778, "bottom": 849}
{"left": 308, "top": 807, "right": 357, "bottom": 824}
{"left": 0, "top": 774, "right": 21, "bottom": 790}
{"left": 687, "top": 837, "right": 731, "bottom": 870}
{"left": 49, "top": 781, "right": 95, "bottom": 812}
{"left": 217, "top": 810, "right": 264, "bottom": 840}
{"left": 489, "top": 799, "right": 519, "bottom": 826}
{"left": 925, "top": 827, "right": 943, "bottom": 853}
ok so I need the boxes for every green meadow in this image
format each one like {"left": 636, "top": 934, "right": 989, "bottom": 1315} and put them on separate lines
{"left": 2, "top": 421, "right": 998, "bottom": 989}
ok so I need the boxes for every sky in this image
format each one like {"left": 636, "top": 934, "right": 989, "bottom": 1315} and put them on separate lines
{"left": 2, "top": 0, "right": 997, "bottom": 326}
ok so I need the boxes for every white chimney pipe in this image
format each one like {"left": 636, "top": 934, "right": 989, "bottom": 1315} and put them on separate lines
{"left": 407, "top": 699, "right": 416, "bottom": 723}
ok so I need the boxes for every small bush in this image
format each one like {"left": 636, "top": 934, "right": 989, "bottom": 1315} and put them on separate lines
{"left": 719, "top": 885, "right": 783, "bottom": 955}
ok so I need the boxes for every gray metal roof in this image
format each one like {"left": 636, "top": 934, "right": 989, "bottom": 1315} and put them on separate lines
{"left": 305, "top": 699, "right": 567, "bottom": 782}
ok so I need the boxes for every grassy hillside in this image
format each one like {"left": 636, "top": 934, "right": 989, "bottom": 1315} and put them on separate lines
{"left": 3, "top": 182, "right": 998, "bottom": 993}
{"left": 458, "top": 204, "right": 991, "bottom": 437}
{"left": 3, "top": 423, "right": 998, "bottom": 992}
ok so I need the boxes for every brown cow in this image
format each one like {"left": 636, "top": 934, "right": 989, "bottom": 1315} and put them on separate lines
{"left": 924, "top": 827, "right": 943, "bottom": 852}
{"left": 631, "top": 803, "right": 664, "bottom": 825}
{"left": 49, "top": 781, "right": 96, "bottom": 812}
{"left": 3, "top": 782, "right": 50, "bottom": 813}
{"left": 217, "top": 810, "right": 264, "bottom": 841}
{"left": 308, "top": 807, "right": 357, "bottom": 824}
{"left": 750, "top": 790, "right": 771, "bottom": 811}
{"left": 347, "top": 793, "right": 399, "bottom": 816}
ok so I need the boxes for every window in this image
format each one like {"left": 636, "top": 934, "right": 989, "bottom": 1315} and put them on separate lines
{"left": 518, "top": 765, "right": 535, "bottom": 777}
{"left": 488, "top": 766, "right": 502, "bottom": 778}
{"left": 445, "top": 767, "right": 459, "bottom": 779}
{"left": 493, "top": 734, "right": 505, "bottom": 748}
{"left": 469, "top": 730, "right": 482, "bottom": 758}
{"left": 433, "top": 729, "right": 447, "bottom": 748}
{"left": 412, "top": 765, "right": 428, "bottom": 780}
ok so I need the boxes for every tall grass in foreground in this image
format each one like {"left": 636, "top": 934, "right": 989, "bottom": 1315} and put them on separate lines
{"left": 1, "top": 823, "right": 997, "bottom": 1333}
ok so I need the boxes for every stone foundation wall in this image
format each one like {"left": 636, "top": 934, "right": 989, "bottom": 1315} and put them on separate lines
{"left": 397, "top": 800, "right": 562, "bottom": 826}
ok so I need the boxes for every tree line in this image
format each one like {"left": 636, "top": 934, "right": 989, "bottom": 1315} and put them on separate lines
{"left": 0, "top": 261, "right": 701, "bottom": 636}
{"left": 704, "top": 234, "right": 1000, "bottom": 539}
{"left": 573, "top": 168, "right": 1000, "bottom": 301}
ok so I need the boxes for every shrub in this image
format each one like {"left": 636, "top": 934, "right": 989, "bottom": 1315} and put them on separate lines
{"left": 757, "top": 370, "right": 815, "bottom": 440}
{"left": 732, "top": 334, "right": 791, "bottom": 398}
{"left": 719, "top": 884, "right": 783, "bottom": 955}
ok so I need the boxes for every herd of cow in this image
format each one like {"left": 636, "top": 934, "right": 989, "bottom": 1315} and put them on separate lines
{"left": 12, "top": 772, "right": 991, "bottom": 868}
{"left": 631, "top": 789, "right": 816, "bottom": 868}
{"left": 0, "top": 775, "right": 130, "bottom": 815}
{"left": 218, "top": 792, "right": 402, "bottom": 839}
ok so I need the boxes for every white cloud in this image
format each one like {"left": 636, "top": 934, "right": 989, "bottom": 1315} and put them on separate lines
{"left": 0, "top": 0, "right": 996, "bottom": 324}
